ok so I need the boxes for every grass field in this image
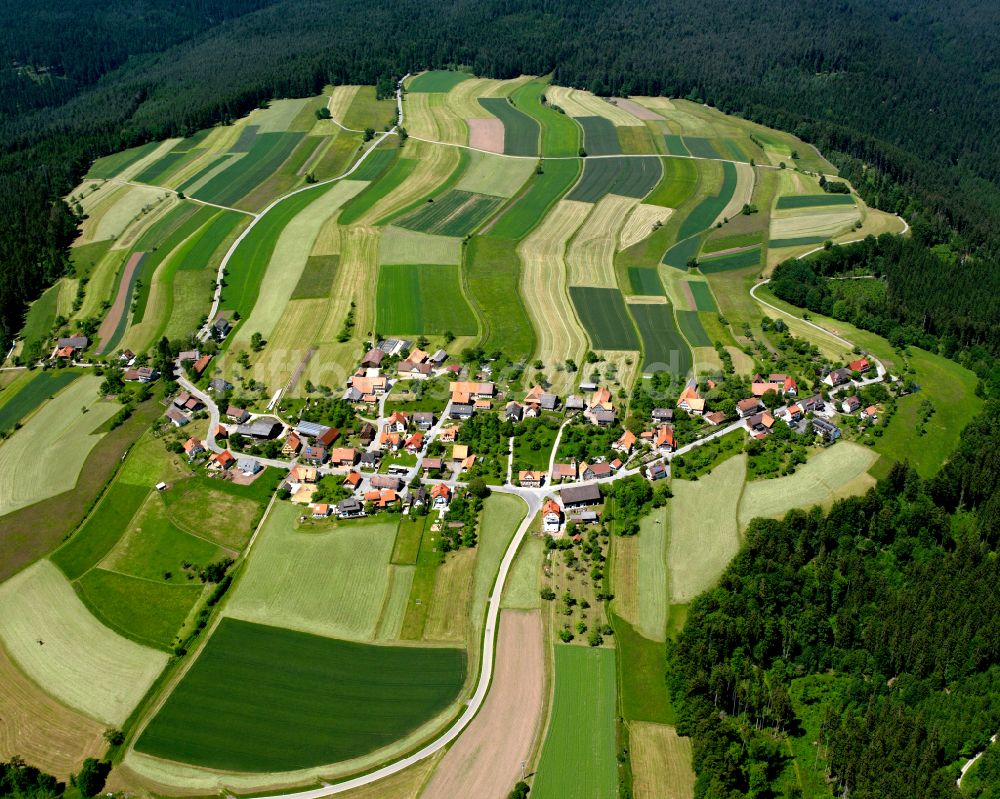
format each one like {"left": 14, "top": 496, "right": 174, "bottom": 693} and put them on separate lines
{"left": 0, "top": 560, "right": 167, "bottom": 724}
{"left": 0, "top": 376, "right": 119, "bottom": 518}
{"left": 567, "top": 194, "right": 638, "bottom": 287}
{"left": 532, "top": 646, "right": 617, "bottom": 799}
{"left": 225, "top": 503, "right": 397, "bottom": 640}
{"left": 630, "top": 723, "right": 695, "bottom": 799}
{"left": 578, "top": 116, "right": 621, "bottom": 155}
{"left": 379, "top": 226, "right": 462, "bottom": 265}
{"left": 456, "top": 150, "right": 536, "bottom": 198}
{"left": 486, "top": 158, "right": 580, "bottom": 239}
{"left": 408, "top": 71, "right": 472, "bottom": 92}
{"left": 738, "top": 443, "right": 878, "bottom": 528}
{"left": 675, "top": 309, "right": 712, "bottom": 347}
{"left": 629, "top": 302, "right": 692, "bottom": 376}
{"left": 194, "top": 132, "right": 304, "bottom": 209}
{"left": 571, "top": 286, "right": 640, "bottom": 350}
{"left": 0, "top": 370, "right": 80, "bottom": 433}
{"left": 567, "top": 157, "right": 662, "bottom": 203}
{"left": 465, "top": 236, "right": 536, "bottom": 361}
{"left": 669, "top": 454, "right": 746, "bottom": 603}
{"left": 510, "top": 78, "right": 581, "bottom": 157}
{"left": 637, "top": 505, "right": 668, "bottom": 641}
{"left": 775, "top": 193, "right": 856, "bottom": 209}
{"left": 395, "top": 190, "right": 505, "bottom": 236}
{"left": 376, "top": 263, "right": 477, "bottom": 336}
{"left": 135, "top": 617, "right": 466, "bottom": 771}
{"left": 479, "top": 97, "right": 539, "bottom": 156}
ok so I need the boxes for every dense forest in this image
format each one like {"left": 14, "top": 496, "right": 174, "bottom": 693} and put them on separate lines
{"left": 2, "top": 0, "right": 1000, "bottom": 348}
{"left": 667, "top": 398, "right": 1000, "bottom": 799}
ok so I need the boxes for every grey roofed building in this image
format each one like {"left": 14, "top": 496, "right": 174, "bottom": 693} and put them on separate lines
{"left": 560, "top": 483, "right": 602, "bottom": 507}
{"left": 370, "top": 474, "right": 402, "bottom": 490}
{"left": 57, "top": 336, "right": 89, "bottom": 349}
{"left": 295, "top": 420, "right": 330, "bottom": 438}
{"left": 236, "top": 417, "right": 283, "bottom": 439}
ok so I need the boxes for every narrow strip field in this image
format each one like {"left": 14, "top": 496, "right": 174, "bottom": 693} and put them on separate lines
{"left": 571, "top": 286, "right": 640, "bottom": 350}
{"left": 629, "top": 302, "right": 692, "bottom": 376}
{"left": 135, "top": 617, "right": 466, "bottom": 772}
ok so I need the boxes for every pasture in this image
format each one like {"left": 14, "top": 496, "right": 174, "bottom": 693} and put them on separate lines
{"left": 0, "top": 376, "right": 118, "bottom": 518}
{"left": 510, "top": 78, "right": 581, "bottom": 157}
{"left": 422, "top": 610, "right": 544, "bottom": 799}
{"left": 376, "top": 263, "right": 477, "bottom": 336}
{"left": 570, "top": 286, "right": 640, "bottom": 350}
{"left": 630, "top": 723, "right": 696, "bottom": 799}
{"left": 738, "top": 443, "right": 878, "bottom": 528}
{"left": 578, "top": 116, "right": 621, "bottom": 155}
{"left": 479, "top": 97, "right": 540, "bottom": 156}
{"left": 676, "top": 309, "right": 712, "bottom": 347}
{"left": 380, "top": 226, "right": 461, "bottom": 265}
{"left": 668, "top": 454, "right": 746, "bottom": 603}
{"left": 486, "top": 158, "right": 580, "bottom": 239}
{"left": 456, "top": 150, "right": 535, "bottom": 197}
{"left": 567, "top": 157, "right": 662, "bottom": 203}
{"left": 395, "top": 190, "right": 505, "bottom": 236}
{"left": 465, "top": 236, "right": 536, "bottom": 362}
{"left": 0, "top": 370, "right": 80, "bottom": 433}
{"left": 532, "top": 646, "right": 617, "bottom": 799}
{"left": 135, "top": 617, "right": 466, "bottom": 772}
{"left": 225, "top": 503, "right": 398, "bottom": 641}
{"left": 628, "top": 302, "right": 692, "bottom": 376}
{"left": 0, "top": 560, "right": 167, "bottom": 725}
{"left": 408, "top": 70, "right": 471, "bottom": 92}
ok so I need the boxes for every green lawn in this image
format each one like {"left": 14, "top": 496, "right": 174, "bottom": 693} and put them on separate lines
{"left": 135, "top": 617, "right": 466, "bottom": 771}
{"left": 376, "top": 263, "right": 478, "bottom": 336}
{"left": 533, "top": 646, "right": 618, "bottom": 799}
{"left": 485, "top": 159, "right": 580, "bottom": 240}
{"left": 570, "top": 286, "right": 640, "bottom": 350}
{"left": 629, "top": 302, "right": 692, "bottom": 377}
{"left": 464, "top": 237, "right": 535, "bottom": 361}
{"left": 510, "top": 78, "right": 581, "bottom": 157}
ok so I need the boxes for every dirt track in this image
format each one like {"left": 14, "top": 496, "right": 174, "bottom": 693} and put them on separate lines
{"left": 421, "top": 610, "right": 545, "bottom": 799}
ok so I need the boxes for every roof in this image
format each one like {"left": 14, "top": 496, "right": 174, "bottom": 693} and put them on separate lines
{"left": 560, "top": 484, "right": 602, "bottom": 505}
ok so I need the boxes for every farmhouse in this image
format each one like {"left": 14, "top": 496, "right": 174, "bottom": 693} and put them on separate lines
{"left": 542, "top": 499, "right": 563, "bottom": 533}
{"left": 560, "top": 483, "right": 602, "bottom": 509}
{"left": 519, "top": 470, "right": 545, "bottom": 488}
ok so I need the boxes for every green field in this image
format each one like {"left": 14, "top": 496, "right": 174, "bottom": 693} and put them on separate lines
{"left": 675, "top": 160, "right": 737, "bottom": 240}
{"left": 577, "top": 116, "right": 621, "bottom": 155}
{"left": 567, "top": 157, "right": 662, "bottom": 203}
{"left": 408, "top": 70, "right": 471, "bottom": 92}
{"left": 664, "top": 135, "right": 689, "bottom": 156}
{"left": 510, "top": 79, "right": 581, "bottom": 157}
{"left": 376, "top": 263, "right": 478, "bottom": 336}
{"left": 699, "top": 246, "right": 762, "bottom": 273}
{"left": 629, "top": 302, "right": 692, "bottom": 376}
{"left": 479, "top": 97, "right": 539, "bottom": 156}
{"left": 645, "top": 157, "right": 699, "bottom": 208}
{"left": 775, "top": 193, "right": 856, "bottom": 209}
{"left": 682, "top": 136, "right": 721, "bottom": 159}
{"left": 485, "top": 159, "right": 580, "bottom": 239}
{"left": 569, "top": 286, "right": 640, "bottom": 350}
{"left": 464, "top": 237, "right": 535, "bottom": 361}
{"left": 395, "top": 190, "right": 505, "bottom": 236}
{"left": 0, "top": 371, "right": 80, "bottom": 433}
{"left": 533, "top": 646, "right": 617, "bottom": 799}
{"left": 676, "top": 309, "right": 712, "bottom": 347}
{"left": 688, "top": 281, "right": 717, "bottom": 311}
{"left": 135, "top": 617, "right": 466, "bottom": 771}
{"left": 290, "top": 254, "right": 339, "bottom": 299}
{"left": 627, "top": 266, "right": 665, "bottom": 296}
{"left": 339, "top": 157, "right": 418, "bottom": 225}
{"left": 86, "top": 141, "right": 163, "bottom": 179}
{"left": 194, "top": 132, "right": 304, "bottom": 208}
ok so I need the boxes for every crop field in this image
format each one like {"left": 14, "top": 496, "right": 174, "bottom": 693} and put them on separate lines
{"left": 408, "top": 70, "right": 472, "bottom": 93}
{"left": 687, "top": 280, "right": 717, "bottom": 310}
{"left": 775, "top": 193, "right": 856, "bottom": 209}
{"left": 510, "top": 79, "right": 581, "bottom": 157}
{"left": 571, "top": 286, "right": 640, "bottom": 350}
{"left": 395, "top": 189, "right": 504, "bottom": 236}
{"left": 636, "top": 509, "right": 670, "bottom": 640}
{"left": 376, "top": 263, "right": 477, "bottom": 336}
{"left": 739, "top": 443, "right": 879, "bottom": 528}
{"left": 0, "top": 377, "right": 119, "bottom": 518}
{"left": 630, "top": 723, "right": 696, "bottom": 799}
{"left": 0, "top": 370, "right": 80, "bottom": 433}
{"left": 422, "top": 610, "right": 544, "bottom": 799}
{"left": 0, "top": 560, "right": 167, "bottom": 724}
{"left": 193, "top": 132, "right": 303, "bottom": 209}
{"left": 567, "top": 157, "right": 662, "bottom": 203}
{"left": 225, "top": 504, "right": 397, "bottom": 641}
{"left": 567, "top": 194, "right": 638, "bottom": 287}
{"left": 465, "top": 236, "right": 536, "bottom": 361}
{"left": 0, "top": 642, "right": 107, "bottom": 778}
{"left": 669, "top": 454, "right": 746, "bottom": 603}
{"left": 486, "top": 158, "right": 580, "bottom": 239}
{"left": 479, "top": 97, "right": 540, "bottom": 156}
{"left": 698, "top": 246, "right": 762, "bottom": 273}
{"left": 533, "top": 646, "right": 617, "bottom": 799}
{"left": 456, "top": 150, "right": 535, "bottom": 197}
{"left": 627, "top": 266, "right": 665, "bottom": 296}
{"left": 136, "top": 617, "right": 466, "bottom": 772}
{"left": 675, "top": 160, "right": 736, "bottom": 240}
{"left": 619, "top": 203, "right": 671, "bottom": 250}
{"left": 629, "top": 302, "right": 692, "bottom": 376}
{"left": 578, "top": 116, "right": 621, "bottom": 155}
